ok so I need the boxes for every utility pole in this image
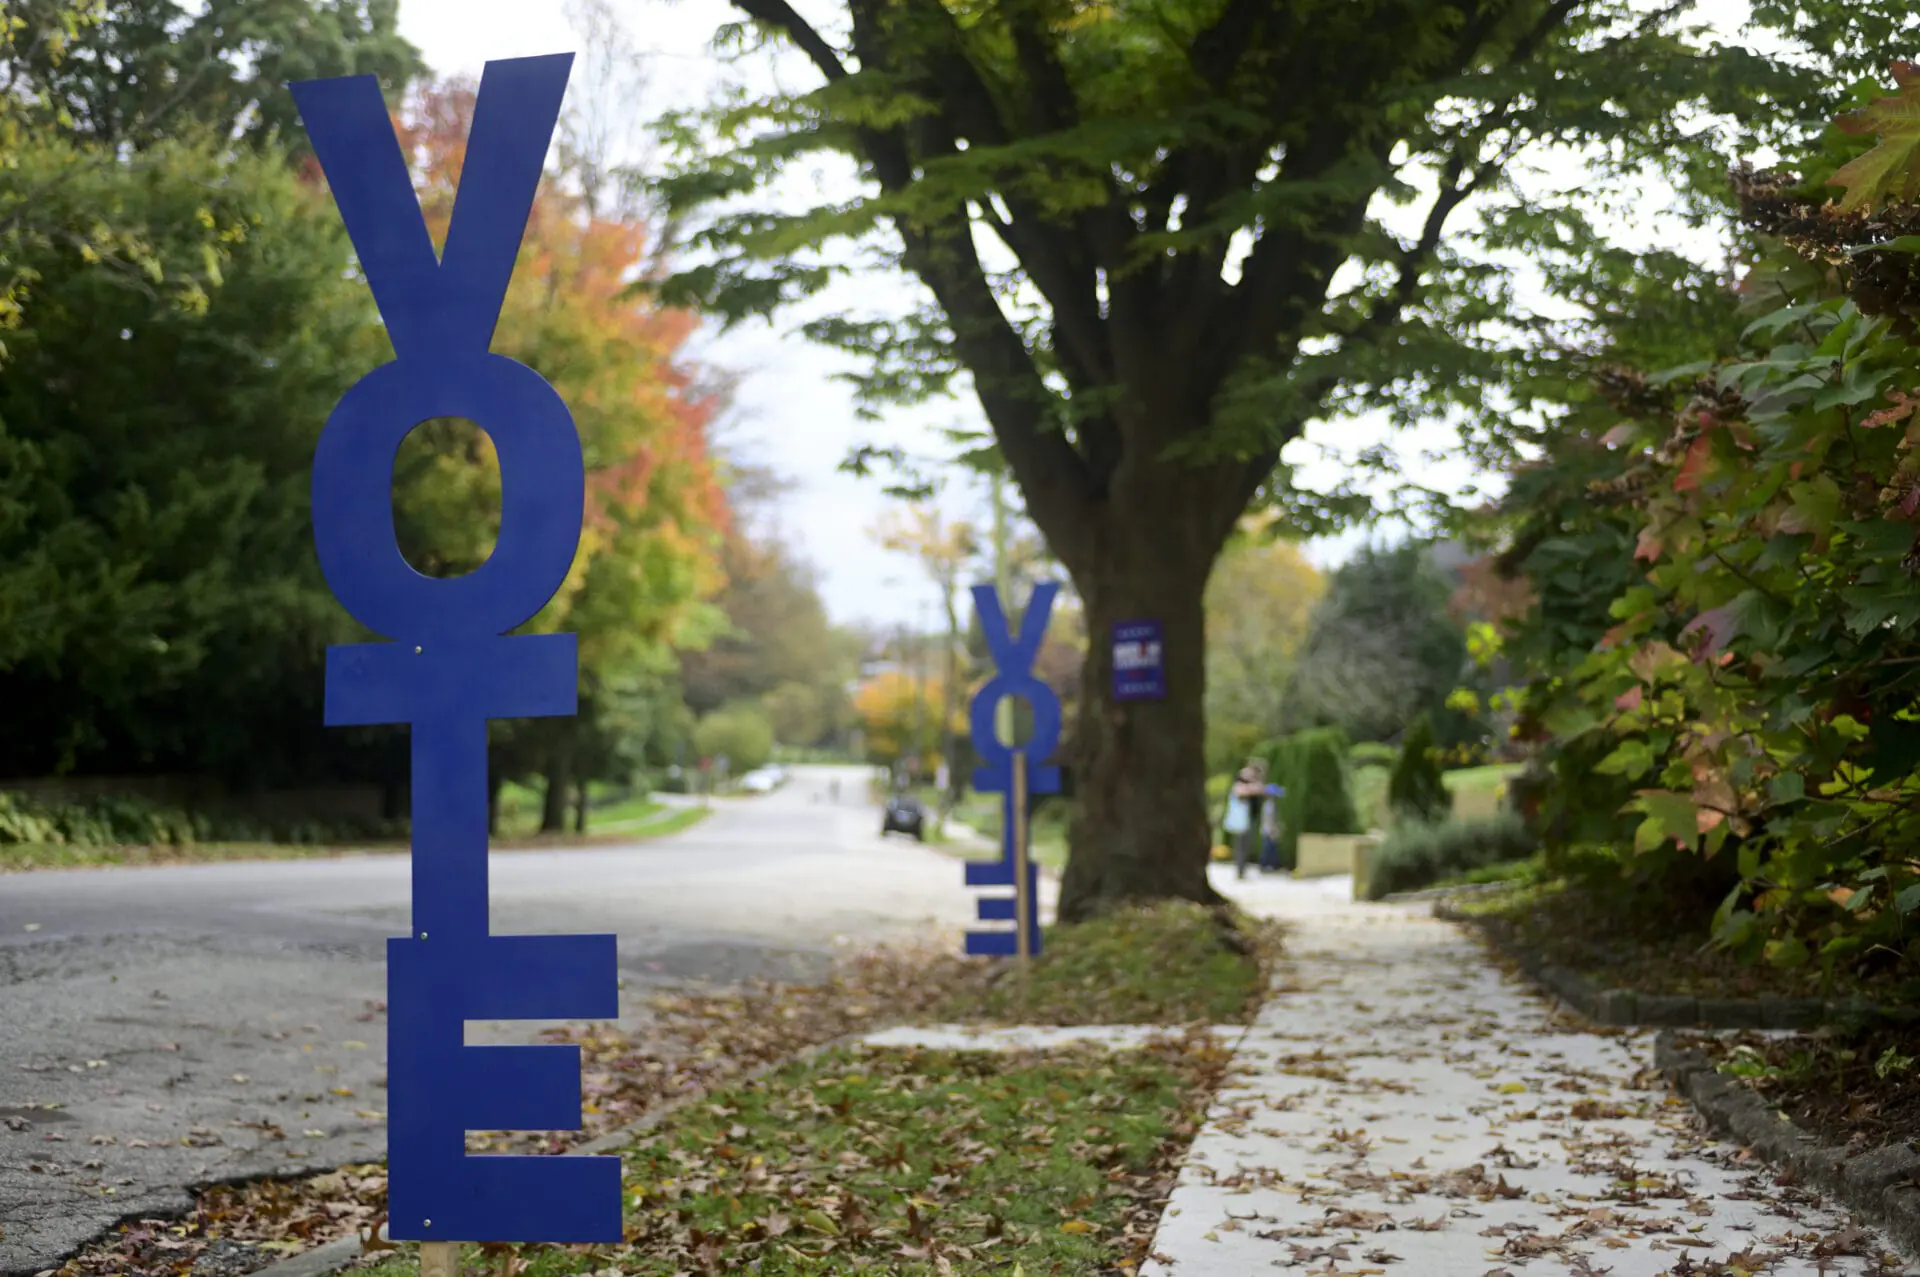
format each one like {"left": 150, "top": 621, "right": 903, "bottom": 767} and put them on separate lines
{"left": 991, "top": 472, "right": 1015, "bottom": 748}
{"left": 914, "top": 601, "right": 931, "bottom": 786}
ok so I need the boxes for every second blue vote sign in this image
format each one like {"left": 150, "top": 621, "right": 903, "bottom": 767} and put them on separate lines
{"left": 294, "top": 54, "right": 620, "bottom": 1243}
{"left": 965, "top": 583, "right": 1062, "bottom": 957}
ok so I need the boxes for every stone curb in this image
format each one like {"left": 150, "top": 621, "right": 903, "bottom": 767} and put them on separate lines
{"left": 250, "top": 1024, "right": 879, "bottom": 1277}
{"left": 1655, "top": 1031, "right": 1920, "bottom": 1264}
{"left": 1434, "top": 897, "right": 1917, "bottom": 1031}
{"left": 1378, "top": 880, "right": 1516, "bottom": 905}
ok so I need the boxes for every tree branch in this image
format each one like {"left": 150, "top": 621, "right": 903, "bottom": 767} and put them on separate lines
{"left": 729, "top": 0, "right": 851, "bottom": 81}
{"left": 895, "top": 0, "right": 1112, "bottom": 391}
{"left": 729, "top": 0, "right": 1102, "bottom": 552}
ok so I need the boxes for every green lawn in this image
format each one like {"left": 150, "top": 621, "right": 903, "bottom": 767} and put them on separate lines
{"left": 349, "top": 1039, "right": 1220, "bottom": 1277}
{"left": 0, "top": 797, "right": 708, "bottom": 872}
{"left": 942, "top": 789, "right": 1069, "bottom": 872}
{"left": 1351, "top": 760, "right": 1521, "bottom": 829}
{"left": 937, "top": 900, "right": 1282, "bottom": 1027}
{"left": 490, "top": 783, "right": 708, "bottom": 839}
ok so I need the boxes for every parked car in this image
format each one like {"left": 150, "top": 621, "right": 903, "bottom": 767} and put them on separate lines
{"left": 881, "top": 793, "right": 926, "bottom": 840}
{"left": 739, "top": 768, "right": 780, "bottom": 794}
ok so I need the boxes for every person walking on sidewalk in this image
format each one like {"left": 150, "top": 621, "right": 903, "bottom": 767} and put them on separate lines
{"left": 1225, "top": 759, "right": 1267, "bottom": 880}
{"left": 1258, "top": 781, "right": 1285, "bottom": 873}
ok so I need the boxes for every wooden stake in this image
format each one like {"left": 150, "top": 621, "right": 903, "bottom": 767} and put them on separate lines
{"left": 420, "top": 1242, "right": 460, "bottom": 1277}
{"left": 1012, "top": 750, "right": 1032, "bottom": 964}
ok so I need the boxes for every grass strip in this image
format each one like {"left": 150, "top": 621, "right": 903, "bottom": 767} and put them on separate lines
{"left": 935, "top": 900, "right": 1284, "bottom": 1028}
{"left": 355, "top": 1035, "right": 1226, "bottom": 1277}
{"left": 0, "top": 808, "right": 712, "bottom": 873}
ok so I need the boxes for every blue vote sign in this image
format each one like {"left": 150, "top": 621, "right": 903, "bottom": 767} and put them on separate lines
{"left": 964, "top": 583, "right": 1062, "bottom": 957}
{"left": 293, "top": 54, "right": 620, "bottom": 1244}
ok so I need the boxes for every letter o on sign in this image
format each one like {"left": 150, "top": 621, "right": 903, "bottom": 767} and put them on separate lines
{"left": 310, "top": 353, "right": 585, "bottom": 643}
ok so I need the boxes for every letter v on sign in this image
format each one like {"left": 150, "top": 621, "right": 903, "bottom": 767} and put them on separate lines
{"left": 288, "top": 55, "right": 573, "bottom": 362}
{"left": 977, "top": 581, "right": 1056, "bottom": 678}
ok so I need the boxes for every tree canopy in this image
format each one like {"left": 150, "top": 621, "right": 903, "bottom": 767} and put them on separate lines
{"left": 0, "top": 27, "right": 737, "bottom": 832}
{"left": 655, "top": 0, "right": 1891, "bottom": 919}
{"left": 1285, "top": 544, "right": 1472, "bottom": 747}
{"left": 4, "top": 0, "right": 420, "bottom": 152}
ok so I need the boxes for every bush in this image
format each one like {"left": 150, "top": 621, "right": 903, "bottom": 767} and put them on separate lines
{"left": 1256, "top": 727, "right": 1361, "bottom": 867}
{"left": 1386, "top": 712, "right": 1453, "bottom": 824}
{"left": 1364, "top": 810, "right": 1534, "bottom": 900}
{"left": 0, "top": 790, "right": 401, "bottom": 848}
{"left": 1295, "top": 727, "right": 1359, "bottom": 835}
{"left": 693, "top": 703, "right": 776, "bottom": 776}
{"left": 1349, "top": 741, "right": 1398, "bottom": 770}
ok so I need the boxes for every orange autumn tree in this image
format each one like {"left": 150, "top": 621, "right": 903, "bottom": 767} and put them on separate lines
{"left": 387, "top": 77, "right": 727, "bottom": 831}
{"left": 853, "top": 671, "right": 958, "bottom": 777}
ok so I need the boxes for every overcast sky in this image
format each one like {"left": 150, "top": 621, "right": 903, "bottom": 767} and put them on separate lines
{"left": 391, "top": 0, "right": 1747, "bottom": 627}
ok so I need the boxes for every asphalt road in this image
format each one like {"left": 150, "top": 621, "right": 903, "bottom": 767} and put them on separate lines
{"left": 0, "top": 765, "right": 977, "bottom": 1274}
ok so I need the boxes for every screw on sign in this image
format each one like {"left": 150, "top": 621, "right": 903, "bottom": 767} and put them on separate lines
{"left": 292, "top": 54, "right": 621, "bottom": 1250}
{"left": 965, "top": 583, "right": 1062, "bottom": 960}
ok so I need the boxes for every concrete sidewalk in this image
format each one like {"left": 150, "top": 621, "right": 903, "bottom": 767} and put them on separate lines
{"left": 1143, "top": 869, "right": 1903, "bottom": 1275}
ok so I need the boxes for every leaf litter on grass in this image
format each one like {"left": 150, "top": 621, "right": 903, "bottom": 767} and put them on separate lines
{"left": 349, "top": 1032, "right": 1231, "bottom": 1277}
{"left": 41, "top": 940, "right": 979, "bottom": 1277}
{"left": 935, "top": 901, "right": 1285, "bottom": 1028}
{"left": 44, "top": 903, "right": 1282, "bottom": 1276}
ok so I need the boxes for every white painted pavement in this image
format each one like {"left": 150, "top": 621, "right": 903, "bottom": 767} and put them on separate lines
{"left": 858, "top": 1023, "right": 1245, "bottom": 1051}
{"left": 1140, "top": 867, "right": 1904, "bottom": 1275}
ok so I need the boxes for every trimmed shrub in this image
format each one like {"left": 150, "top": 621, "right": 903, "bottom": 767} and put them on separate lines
{"left": 1295, "top": 727, "right": 1360, "bottom": 835}
{"left": 1256, "top": 727, "right": 1360, "bottom": 868}
{"left": 1386, "top": 712, "right": 1453, "bottom": 824}
{"left": 1363, "top": 810, "right": 1534, "bottom": 900}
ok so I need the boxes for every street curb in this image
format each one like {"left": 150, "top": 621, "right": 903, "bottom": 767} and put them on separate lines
{"left": 249, "top": 1024, "right": 880, "bottom": 1277}
{"left": 1435, "top": 897, "right": 1919, "bottom": 1032}
{"left": 1654, "top": 1030, "right": 1920, "bottom": 1264}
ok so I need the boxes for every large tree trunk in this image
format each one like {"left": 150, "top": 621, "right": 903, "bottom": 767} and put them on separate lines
{"left": 1055, "top": 531, "right": 1221, "bottom": 922}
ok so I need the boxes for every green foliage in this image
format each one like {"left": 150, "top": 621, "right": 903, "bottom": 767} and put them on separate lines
{"left": 1387, "top": 713, "right": 1454, "bottom": 825}
{"left": 0, "top": 130, "right": 385, "bottom": 783}
{"left": 0, "top": 790, "right": 397, "bottom": 849}
{"left": 1364, "top": 811, "right": 1535, "bottom": 901}
{"left": 1296, "top": 729, "right": 1362, "bottom": 836}
{"left": 682, "top": 524, "right": 857, "bottom": 739}
{"left": 1286, "top": 545, "right": 1477, "bottom": 746}
{"left": 1829, "top": 62, "right": 1920, "bottom": 212}
{"left": 1494, "top": 68, "right": 1920, "bottom": 976}
{"left": 1204, "top": 536, "right": 1323, "bottom": 769}
{"left": 761, "top": 680, "right": 829, "bottom": 747}
{"left": 1349, "top": 741, "right": 1399, "bottom": 770}
{"left": 693, "top": 703, "right": 776, "bottom": 776}
{"left": 650, "top": 0, "right": 1887, "bottom": 913}
{"left": 0, "top": 59, "right": 731, "bottom": 817}
{"left": 1261, "top": 728, "right": 1360, "bottom": 858}
{"left": 4, "top": 0, "right": 421, "bottom": 154}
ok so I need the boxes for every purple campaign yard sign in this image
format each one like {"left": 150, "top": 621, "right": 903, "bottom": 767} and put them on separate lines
{"left": 1112, "top": 620, "right": 1165, "bottom": 702}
